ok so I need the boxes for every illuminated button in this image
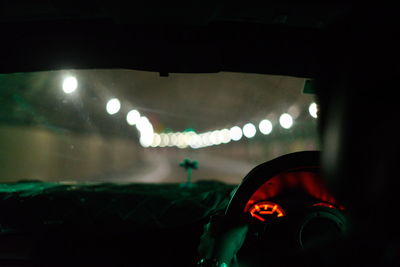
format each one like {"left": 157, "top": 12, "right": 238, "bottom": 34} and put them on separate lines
{"left": 249, "top": 201, "right": 286, "bottom": 222}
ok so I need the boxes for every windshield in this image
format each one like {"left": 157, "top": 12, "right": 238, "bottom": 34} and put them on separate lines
{"left": 0, "top": 70, "right": 318, "bottom": 184}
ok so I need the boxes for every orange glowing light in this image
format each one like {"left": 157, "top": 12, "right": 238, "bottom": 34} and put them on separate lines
{"left": 249, "top": 201, "right": 286, "bottom": 222}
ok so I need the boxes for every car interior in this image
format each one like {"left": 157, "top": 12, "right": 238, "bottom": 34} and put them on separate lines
{"left": 1, "top": 2, "right": 399, "bottom": 267}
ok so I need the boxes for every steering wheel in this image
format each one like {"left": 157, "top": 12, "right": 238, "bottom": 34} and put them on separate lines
{"left": 197, "top": 151, "right": 348, "bottom": 266}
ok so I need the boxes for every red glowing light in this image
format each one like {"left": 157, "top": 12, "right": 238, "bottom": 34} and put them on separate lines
{"left": 312, "top": 202, "right": 337, "bottom": 209}
{"left": 244, "top": 171, "right": 345, "bottom": 212}
{"left": 249, "top": 201, "right": 286, "bottom": 222}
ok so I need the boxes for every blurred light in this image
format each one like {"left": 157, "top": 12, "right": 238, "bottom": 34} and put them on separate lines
{"left": 126, "top": 109, "right": 141, "bottom": 125}
{"left": 279, "top": 113, "right": 293, "bottom": 129}
{"left": 139, "top": 127, "right": 154, "bottom": 147}
{"left": 217, "top": 130, "right": 224, "bottom": 143}
{"left": 184, "top": 131, "right": 195, "bottom": 143}
{"left": 167, "top": 133, "right": 174, "bottom": 147}
{"left": 194, "top": 135, "right": 204, "bottom": 148}
{"left": 189, "top": 134, "right": 201, "bottom": 149}
{"left": 62, "top": 76, "right": 78, "bottom": 94}
{"left": 243, "top": 123, "right": 256, "bottom": 138}
{"left": 106, "top": 98, "right": 121, "bottom": 115}
{"left": 201, "top": 132, "right": 212, "bottom": 147}
{"left": 309, "top": 102, "right": 318, "bottom": 118}
{"left": 186, "top": 132, "right": 198, "bottom": 148}
{"left": 136, "top": 116, "right": 154, "bottom": 147}
{"left": 219, "top": 129, "right": 231, "bottom": 144}
{"left": 210, "top": 130, "right": 221, "bottom": 145}
{"left": 136, "top": 116, "right": 150, "bottom": 131}
{"left": 140, "top": 134, "right": 153, "bottom": 147}
{"left": 229, "top": 126, "right": 243, "bottom": 141}
{"left": 151, "top": 134, "right": 161, "bottom": 147}
{"left": 170, "top": 133, "right": 178, "bottom": 146}
{"left": 288, "top": 105, "right": 300, "bottom": 119}
{"left": 160, "top": 134, "right": 169, "bottom": 147}
{"left": 177, "top": 133, "right": 188, "bottom": 149}
{"left": 259, "top": 119, "right": 273, "bottom": 135}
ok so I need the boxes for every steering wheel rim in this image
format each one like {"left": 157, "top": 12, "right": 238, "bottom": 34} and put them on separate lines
{"left": 225, "top": 151, "right": 320, "bottom": 220}
{"left": 199, "top": 151, "right": 322, "bottom": 266}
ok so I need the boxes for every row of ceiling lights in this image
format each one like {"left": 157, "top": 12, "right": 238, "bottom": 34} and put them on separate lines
{"left": 62, "top": 76, "right": 318, "bottom": 149}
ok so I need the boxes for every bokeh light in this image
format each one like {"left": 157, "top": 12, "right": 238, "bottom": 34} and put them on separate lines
{"left": 243, "top": 123, "right": 257, "bottom": 138}
{"left": 219, "top": 129, "right": 231, "bottom": 144}
{"left": 62, "top": 76, "right": 78, "bottom": 94}
{"left": 259, "top": 119, "right": 273, "bottom": 135}
{"left": 229, "top": 126, "right": 243, "bottom": 141}
{"left": 126, "top": 109, "right": 141, "bottom": 125}
{"left": 151, "top": 133, "right": 161, "bottom": 147}
{"left": 279, "top": 113, "right": 293, "bottom": 129}
{"left": 106, "top": 98, "right": 121, "bottom": 115}
{"left": 309, "top": 102, "right": 318, "bottom": 118}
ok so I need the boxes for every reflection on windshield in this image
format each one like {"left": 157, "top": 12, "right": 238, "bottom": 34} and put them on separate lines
{"left": 0, "top": 70, "right": 318, "bottom": 184}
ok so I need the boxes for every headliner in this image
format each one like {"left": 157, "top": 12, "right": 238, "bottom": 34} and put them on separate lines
{"left": 0, "top": 2, "right": 356, "bottom": 77}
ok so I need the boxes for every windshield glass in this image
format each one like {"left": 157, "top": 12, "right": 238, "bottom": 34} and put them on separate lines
{"left": 0, "top": 70, "right": 318, "bottom": 184}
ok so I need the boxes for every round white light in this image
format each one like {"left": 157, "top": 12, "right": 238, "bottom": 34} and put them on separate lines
{"left": 309, "top": 102, "right": 318, "bottom": 118}
{"left": 126, "top": 109, "right": 141, "bottom": 125}
{"left": 229, "top": 126, "right": 243, "bottom": 141}
{"left": 62, "top": 76, "right": 78, "bottom": 94}
{"left": 259, "top": 119, "right": 273, "bottom": 135}
{"left": 279, "top": 113, "right": 293, "bottom": 129}
{"left": 243, "top": 123, "right": 256, "bottom": 138}
{"left": 106, "top": 98, "right": 121, "bottom": 115}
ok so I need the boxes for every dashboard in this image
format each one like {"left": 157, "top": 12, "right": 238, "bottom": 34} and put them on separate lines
{"left": 0, "top": 151, "right": 346, "bottom": 266}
